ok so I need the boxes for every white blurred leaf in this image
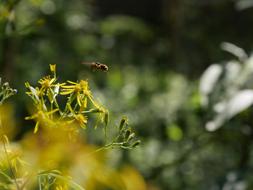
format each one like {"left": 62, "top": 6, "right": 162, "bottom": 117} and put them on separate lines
{"left": 224, "top": 61, "right": 241, "bottom": 84}
{"left": 225, "top": 90, "right": 253, "bottom": 117}
{"left": 199, "top": 64, "right": 222, "bottom": 105}
{"left": 28, "top": 86, "right": 40, "bottom": 101}
{"left": 206, "top": 90, "right": 253, "bottom": 131}
{"left": 244, "top": 54, "right": 253, "bottom": 71}
{"left": 206, "top": 115, "right": 226, "bottom": 132}
{"left": 221, "top": 42, "right": 247, "bottom": 60}
{"left": 236, "top": 0, "right": 253, "bottom": 10}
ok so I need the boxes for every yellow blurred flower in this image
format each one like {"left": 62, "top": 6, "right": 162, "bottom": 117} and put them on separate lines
{"left": 120, "top": 166, "right": 147, "bottom": 190}
{"left": 25, "top": 109, "right": 58, "bottom": 133}
{"left": 0, "top": 104, "right": 17, "bottom": 139}
{"left": 83, "top": 161, "right": 147, "bottom": 190}
{"left": 55, "top": 185, "right": 68, "bottom": 190}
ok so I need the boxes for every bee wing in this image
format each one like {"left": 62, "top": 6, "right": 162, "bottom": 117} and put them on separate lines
{"left": 81, "top": 62, "right": 94, "bottom": 66}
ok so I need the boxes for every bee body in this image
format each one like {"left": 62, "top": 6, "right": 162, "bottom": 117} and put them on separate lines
{"left": 82, "top": 62, "right": 108, "bottom": 72}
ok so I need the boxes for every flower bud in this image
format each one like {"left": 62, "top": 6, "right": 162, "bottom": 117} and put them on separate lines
{"left": 124, "top": 129, "right": 131, "bottom": 140}
{"left": 127, "top": 133, "right": 135, "bottom": 142}
{"left": 132, "top": 140, "right": 141, "bottom": 148}
{"left": 119, "top": 116, "right": 127, "bottom": 130}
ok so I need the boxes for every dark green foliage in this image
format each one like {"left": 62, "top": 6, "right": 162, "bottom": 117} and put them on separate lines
{"left": 1, "top": 0, "right": 253, "bottom": 189}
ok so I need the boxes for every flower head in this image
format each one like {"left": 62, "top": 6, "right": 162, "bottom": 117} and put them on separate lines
{"left": 25, "top": 109, "right": 59, "bottom": 133}
{"left": 73, "top": 113, "right": 88, "bottom": 129}
{"left": 38, "top": 75, "right": 56, "bottom": 93}
{"left": 61, "top": 80, "right": 92, "bottom": 107}
{"left": 61, "top": 80, "right": 89, "bottom": 95}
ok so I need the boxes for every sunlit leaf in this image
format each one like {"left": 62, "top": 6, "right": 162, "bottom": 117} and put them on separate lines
{"left": 166, "top": 124, "right": 183, "bottom": 141}
{"left": 199, "top": 64, "right": 222, "bottom": 106}
{"left": 206, "top": 90, "right": 253, "bottom": 131}
{"left": 221, "top": 42, "right": 247, "bottom": 60}
{"left": 236, "top": 0, "right": 253, "bottom": 10}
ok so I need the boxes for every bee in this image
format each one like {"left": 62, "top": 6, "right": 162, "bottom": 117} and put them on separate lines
{"left": 82, "top": 62, "right": 109, "bottom": 72}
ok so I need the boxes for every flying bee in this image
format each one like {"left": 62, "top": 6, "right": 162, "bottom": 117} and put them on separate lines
{"left": 82, "top": 62, "right": 109, "bottom": 72}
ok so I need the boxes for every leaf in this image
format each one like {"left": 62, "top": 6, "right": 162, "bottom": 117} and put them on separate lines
{"left": 34, "top": 122, "right": 39, "bottom": 133}
{"left": 206, "top": 90, "right": 253, "bottom": 131}
{"left": 224, "top": 61, "right": 241, "bottom": 84}
{"left": 218, "top": 90, "right": 253, "bottom": 117}
{"left": 205, "top": 115, "right": 227, "bottom": 132}
{"left": 166, "top": 124, "right": 183, "bottom": 141}
{"left": 236, "top": 0, "right": 253, "bottom": 10}
{"left": 199, "top": 64, "right": 222, "bottom": 105}
{"left": 229, "top": 90, "right": 253, "bottom": 116}
{"left": 221, "top": 42, "right": 247, "bottom": 60}
{"left": 0, "top": 171, "right": 12, "bottom": 183}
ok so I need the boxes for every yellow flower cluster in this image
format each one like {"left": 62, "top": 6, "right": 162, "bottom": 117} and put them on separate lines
{"left": 25, "top": 64, "right": 108, "bottom": 134}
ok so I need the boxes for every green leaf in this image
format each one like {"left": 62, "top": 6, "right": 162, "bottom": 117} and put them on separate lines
{"left": 167, "top": 124, "right": 183, "bottom": 141}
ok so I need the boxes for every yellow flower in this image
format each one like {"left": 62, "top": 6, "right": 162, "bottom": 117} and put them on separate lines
{"left": 61, "top": 80, "right": 92, "bottom": 107}
{"left": 38, "top": 75, "right": 57, "bottom": 93}
{"left": 25, "top": 109, "right": 59, "bottom": 133}
{"left": 50, "top": 64, "right": 56, "bottom": 77}
{"left": 61, "top": 80, "right": 89, "bottom": 95}
{"left": 37, "top": 65, "right": 63, "bottom": 94}
{"left": 66, "top": 104, "right": 88, "bottom": 129}
{"left": 37, "top": 75, "right": 64, "bottom": 104}
{"left": 97, "top": 107, "right": 109, "bottom": 127}
{"left": 73, "top": 113, "right": 88, "bottom": 129}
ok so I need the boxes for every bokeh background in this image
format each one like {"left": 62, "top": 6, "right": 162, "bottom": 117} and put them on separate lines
{"left": 2, "top": 0, "right": 253, "bottom": 189}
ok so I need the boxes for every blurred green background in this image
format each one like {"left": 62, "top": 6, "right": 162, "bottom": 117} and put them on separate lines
{"left": 2, "top": 0, "right": 253, "bottom": 189}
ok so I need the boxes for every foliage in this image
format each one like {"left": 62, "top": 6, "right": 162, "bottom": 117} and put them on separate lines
{"left": 2, "top": 0, "right": 253, "bottom": 189}
{"left": 0, "top": 78, "right": 17, "bottom": 105}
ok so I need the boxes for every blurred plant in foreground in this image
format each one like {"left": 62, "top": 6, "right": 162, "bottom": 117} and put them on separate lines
{"left": 0, "top": 66, "right": 144, "bottom": 190}
{"left": 0, "top": 78, "right": 19, "bottom": 190}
